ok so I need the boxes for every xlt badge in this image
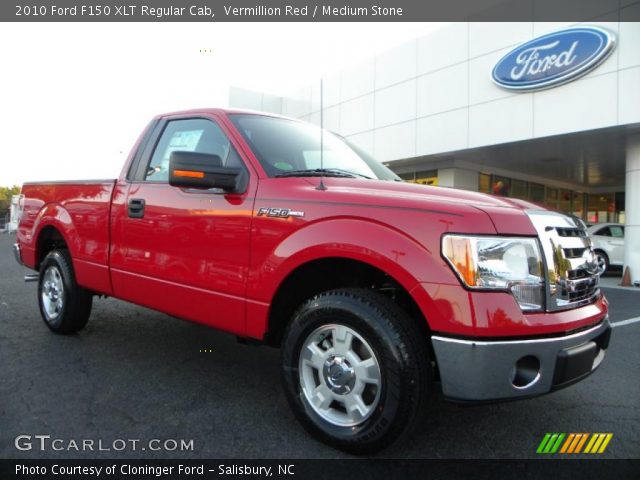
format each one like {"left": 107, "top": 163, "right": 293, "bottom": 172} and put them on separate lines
{"left": 257, "top": 207, "right": 305, "bottom": 218}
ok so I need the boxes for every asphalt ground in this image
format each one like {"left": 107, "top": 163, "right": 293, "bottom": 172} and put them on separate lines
{"left": 1, "top": 233, "right": 639, "bottom": 460}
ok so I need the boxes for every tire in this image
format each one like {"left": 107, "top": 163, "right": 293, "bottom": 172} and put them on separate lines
{"left": 38, "top": 249, "right": 92, "bottom": 334}
{"left": 281, "top": 288, "right": 432, "bottom": 454}
{"left": 594, "top": 250, "right": 609, "bottom": 276}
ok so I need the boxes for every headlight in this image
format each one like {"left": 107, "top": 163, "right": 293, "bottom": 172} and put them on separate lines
{"left": 442, "top": 235, "right": 544, "bottom": 311}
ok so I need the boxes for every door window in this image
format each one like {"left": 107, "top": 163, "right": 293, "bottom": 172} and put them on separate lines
{"left": 594, "top": 227, "right": 611, "bottom": 237}
{"left": 609, "top": 225, "right": 624, "bottom": 238}
{"left": 145, "top": 118, "right": 243, "bottom": 182}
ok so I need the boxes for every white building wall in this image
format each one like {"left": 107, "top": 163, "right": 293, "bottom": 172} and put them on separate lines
{"left": 262, "top": 21, "right": 640, "bottom": 162}
{"left": 228, "top": 87, "right": 283, "bottom": 115}
{"left": 438, "top": 167, "right": 479, "bottom": 191}
{"left": 625, "top": 134, "right": 640, "bottom": 284}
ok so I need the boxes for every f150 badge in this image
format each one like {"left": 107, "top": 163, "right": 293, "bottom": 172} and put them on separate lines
{"left": 257, "top": 207, "right": 305, "bottom": 218}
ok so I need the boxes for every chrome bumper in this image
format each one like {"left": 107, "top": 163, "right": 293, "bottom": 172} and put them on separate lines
{"left": 432, "top": 317, "right": 611, "bottom": 402}
{"left": 13, "top": 243, "right": 22, "bottom": 266}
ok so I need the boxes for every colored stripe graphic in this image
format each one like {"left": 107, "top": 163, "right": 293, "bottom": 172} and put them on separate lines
{"left": 536, "top": 434, "right": 552, "bottom": 454}
{"left": 537, "top": 433, "right": 613, "bottom": 454}
{"left": 564, "top": 433, "right": 587, "bottom": 454}
{"left": 574, "top": 433, "right": 589, "bottom": 453}
{"left": 597, "top": 433, "right": 614, "bottom": 453}
{"left": 584, "top": 434, "right": 599, "bottom": 453}
{"left": 544, "top": 433, "right": 559, "bottom": 453}
{"left": 585, "top": 433, "right": 614, "bottom": 454}
{"left": 537, "top": 433, "right": 565, "bottom": 454}
{"left": 550, "top": 433, "right": 565, "bottom": 453}
{"left": 560, "top": 433, "right": 575, "bottom": 453}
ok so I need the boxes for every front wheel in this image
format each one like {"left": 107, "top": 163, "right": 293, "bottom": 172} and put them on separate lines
{"left": 281, "top": 289, "right": 432, "bottom": 454}
{"left": 38, "top": 249, "right": 92, "bottom": 334}
{"left": 594, "top": 250, "right": 609, "bottom": 275}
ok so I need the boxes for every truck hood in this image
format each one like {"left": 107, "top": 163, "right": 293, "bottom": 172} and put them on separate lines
{"left": 307, "top": 178, "right": 540, "bottom": 235}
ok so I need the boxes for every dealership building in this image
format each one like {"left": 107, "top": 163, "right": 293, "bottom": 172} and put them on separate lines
{"left": 229, "top": 20, "right": 640, "bottom": 282}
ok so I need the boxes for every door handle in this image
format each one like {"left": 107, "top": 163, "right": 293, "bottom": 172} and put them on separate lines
{"left": 128, "top": 198, "right": 145, "bottom": 219}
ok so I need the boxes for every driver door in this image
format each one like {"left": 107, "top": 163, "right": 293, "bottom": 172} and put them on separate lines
{"left": 110, "top": 115, "right": 256, "bottom": 335}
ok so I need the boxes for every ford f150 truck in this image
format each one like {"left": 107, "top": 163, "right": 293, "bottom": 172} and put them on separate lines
{"left": 14, "top": 109, "right": 610, "bottom": 453}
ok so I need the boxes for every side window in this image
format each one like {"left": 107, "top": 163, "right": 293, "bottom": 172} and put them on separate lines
{"left": 594, "top": 227, "right": 611, "bottom": 237}
{"left": 145, "top": 118, "right": 243, "bottom": 182}
{"left": 609, "top": 225, "right": 624, "bottom": 238}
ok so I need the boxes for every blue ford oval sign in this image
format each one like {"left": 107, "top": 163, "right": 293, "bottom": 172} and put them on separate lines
{"left": 491, "top": 26, "right": 616, "bottom": 91}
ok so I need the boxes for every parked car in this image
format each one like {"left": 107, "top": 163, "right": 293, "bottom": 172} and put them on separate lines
{"left": 587, "top": 223, "right": 625, "bottom": 274}
{"left": 13, "top": 109, "right": 611, "bottom": 453}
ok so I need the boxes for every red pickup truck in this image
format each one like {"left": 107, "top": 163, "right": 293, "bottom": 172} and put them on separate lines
{"left": 14, "top": 108, "right": 610, "bottom": 453}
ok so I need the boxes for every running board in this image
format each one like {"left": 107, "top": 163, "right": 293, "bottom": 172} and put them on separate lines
{"left": 24, "top": 274, "right": 38, "bottom": 282}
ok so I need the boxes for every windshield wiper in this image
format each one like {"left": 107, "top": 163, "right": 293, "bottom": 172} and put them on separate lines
{"left": 274, "top": 168, "right": 371, "bottom": 179}
{"left": 325, "top": 168, "right": 373, "bottom": 179}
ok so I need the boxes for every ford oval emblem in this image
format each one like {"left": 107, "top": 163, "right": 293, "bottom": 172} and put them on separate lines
{"left": 491, "top": 26, "right": 616, "bottom": 91}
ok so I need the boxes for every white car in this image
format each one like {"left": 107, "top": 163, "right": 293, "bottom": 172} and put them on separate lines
{"left": 587, "top": 223, "right": 625, "bottom": 274}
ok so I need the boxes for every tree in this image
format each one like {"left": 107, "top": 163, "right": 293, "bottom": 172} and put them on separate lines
{"left": 0, "top": 185, "right": 22, "bottom": 218}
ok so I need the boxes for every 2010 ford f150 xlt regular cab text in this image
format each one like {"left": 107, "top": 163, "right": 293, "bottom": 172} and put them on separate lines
{"left": 14, "top": 109, "right": 610, "bottom": 453}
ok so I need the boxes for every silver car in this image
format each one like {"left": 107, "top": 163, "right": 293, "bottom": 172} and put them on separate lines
{"left": 587, "top": 223, "right": 625, "bottom": 274}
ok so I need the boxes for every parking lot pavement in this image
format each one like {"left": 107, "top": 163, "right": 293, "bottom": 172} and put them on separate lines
{"left": 1, "top": 232, "right": 639, "bottom": 459}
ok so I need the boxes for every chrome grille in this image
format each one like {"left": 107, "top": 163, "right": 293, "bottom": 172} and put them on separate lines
{"left": 563, "top": 247, "right": 587, "bottom": 258}
{"left": 526, "top": 211, "right": 600, "bottom": 311}
{"left": 555, "top": 227, "right": 587, "bottom": 238}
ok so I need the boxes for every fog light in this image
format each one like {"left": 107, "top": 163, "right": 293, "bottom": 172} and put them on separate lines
{"left": 512, "top": 355, "right": 541, "bottom": 389}
{"left": 510, "top": 283, "right": 544, "bottom": 311}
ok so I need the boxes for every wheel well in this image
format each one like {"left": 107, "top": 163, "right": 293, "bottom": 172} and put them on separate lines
{"left": 36, "top": 226, "right": 68, "bottom": 270}
{"left": 266, "top": 258, "right": 431, "bottom": 349}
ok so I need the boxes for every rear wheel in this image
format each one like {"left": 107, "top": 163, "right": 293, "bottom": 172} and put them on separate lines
{"left": 281, "top": 288, "right": 432, "bottom": 454}
{"left": 38, "top": 249, "right": 92, "bottom": 334}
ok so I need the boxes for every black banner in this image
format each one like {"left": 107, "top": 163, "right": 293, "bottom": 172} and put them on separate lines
{"left": 3, "top": 0, "right": 640, "bottom": 22}
{"left": 2, "top": 459, "right": 640, "bottom": 480}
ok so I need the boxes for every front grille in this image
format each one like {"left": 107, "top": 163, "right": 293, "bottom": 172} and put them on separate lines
{"left": 563, "top": 247, "right": 587, "bottom": 258}
{"left": 527, "top": 211, "right": 600, "bottom": 311}
{"left": 562, "top": 276, "right": 599, "bottom": 302}
{"left": 568, "top": 269, "right": 589, "bottom": 280}
{"left": 555, "top": 227, "right": 587, "bottom": 238}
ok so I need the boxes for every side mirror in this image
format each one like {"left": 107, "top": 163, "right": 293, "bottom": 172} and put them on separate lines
{"left": 168, "top": 151, "right": 246, "bottom": 193}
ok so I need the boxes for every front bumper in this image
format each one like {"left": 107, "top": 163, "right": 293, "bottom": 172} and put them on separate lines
{"left": 13, "top": 243, "right": 23, "bottom": 266}
{"left": 431, "top": 317, "right": 611, "bottom": 402}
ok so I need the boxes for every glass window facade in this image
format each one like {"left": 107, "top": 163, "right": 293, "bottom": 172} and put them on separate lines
{"left": 403, "top": 169, "right": 624, "bottom": 222}
{"left": 399, "top": 170, "right": 438, "bottom": 186}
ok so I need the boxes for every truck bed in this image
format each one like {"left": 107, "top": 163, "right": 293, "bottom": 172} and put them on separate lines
{"left": 17, "top": 180, "right": 116, "bottom": 295}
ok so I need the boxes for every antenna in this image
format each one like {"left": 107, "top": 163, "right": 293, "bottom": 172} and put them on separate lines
{"left": 316, "top": 77, "right": 327, "bottom": 191}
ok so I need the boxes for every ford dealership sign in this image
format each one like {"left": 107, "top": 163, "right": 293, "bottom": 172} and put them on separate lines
{"left": 491, "top": 26, "right": 616, "bottom": 91}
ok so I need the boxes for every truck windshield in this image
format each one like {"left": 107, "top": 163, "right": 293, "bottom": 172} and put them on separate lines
{"left": 229, "top": 114, "right": 401, "bottom": 181}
